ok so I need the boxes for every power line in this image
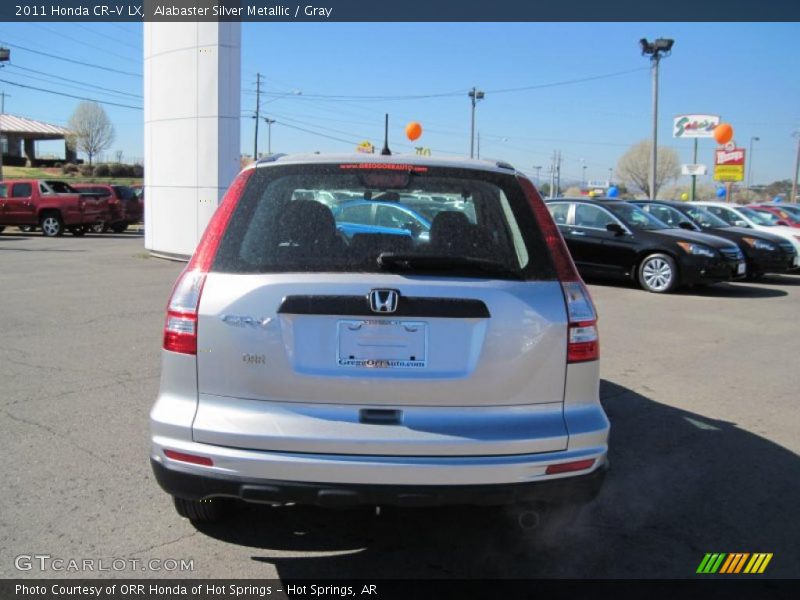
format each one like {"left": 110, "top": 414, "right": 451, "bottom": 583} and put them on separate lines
{"left": 485, "top": 67, "right": 648, "bottom": 94}
{"left": 75, "top": 24, "right": 141, "bottom": 50}
{"left": 274, "top": 120, "right": 361, "bottom": 146}
{"left": 255, "top": 67, "right": 647, "bottom": 103}
{"left": 7, "top": 65, "right": 142, "bottom": 99}
{"left": 32, "top": 24, "right": 141, "bottom": 64}
{"left": 0, "top": 41, "right": 142, "bottom": 78}
{"left": 0, "top": 77, "right": 142, "bottom": 110}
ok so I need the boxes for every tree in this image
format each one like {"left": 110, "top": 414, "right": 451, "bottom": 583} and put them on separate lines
{"left": 616, "top": 140, "right": 680, "bottom": 199}
{"left": 67, "top": 102, "right": 115, "bottom": 166}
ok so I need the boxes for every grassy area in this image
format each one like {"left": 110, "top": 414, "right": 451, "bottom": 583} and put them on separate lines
{"left": 2, "top": 166, "right": 143, "bottom": 186}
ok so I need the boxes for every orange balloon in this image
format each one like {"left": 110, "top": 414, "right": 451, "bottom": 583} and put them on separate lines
{"left": 405, "top": 122, "right": 422, "bottom": 141}
{"left": 713, "top": 123, "right": 733, "bottom": 145}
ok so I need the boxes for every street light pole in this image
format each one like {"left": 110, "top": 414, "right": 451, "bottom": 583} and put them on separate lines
{"left": 747, "top": 136, "right": 759, "bottom": 192}
{"left": 263, "top": 118, "right": 276, "bottom": 155}
{"left": 532, "top": 165, "right": 542, "bottom": 187}
{"left": 468, "top": 87, "right": 484, "bottom": 159}
{"left": 640, "top": 38, "right": 674, "bottom": 200}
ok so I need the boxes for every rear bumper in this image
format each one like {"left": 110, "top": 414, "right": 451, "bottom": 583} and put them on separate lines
{"left": 151, "top": 456, "right": 607, "bottom": 507}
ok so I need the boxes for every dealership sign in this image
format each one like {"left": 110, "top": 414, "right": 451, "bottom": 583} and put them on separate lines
{"left": 681, "top": 164, "right": 708, "bottom": 176}
{"left": 673, "top": 114, "right": 720, "bottom": 138}
{"left": 714, "top": 147, "right": 745, "bottom": 182}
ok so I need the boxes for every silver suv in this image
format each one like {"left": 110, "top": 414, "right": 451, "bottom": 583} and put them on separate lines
{"left": 150, "top": 154, "right": 609, "bottom": 522}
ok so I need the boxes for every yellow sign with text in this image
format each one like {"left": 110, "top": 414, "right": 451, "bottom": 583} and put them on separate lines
{"left": 713, "top": 165, "right": 744, "bottom": 182}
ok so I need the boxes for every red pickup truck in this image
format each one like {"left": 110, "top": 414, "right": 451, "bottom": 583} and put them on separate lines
{"left": 72, "top": 183, "right": 143, "bottom": 233}
{"left": 0, "top": 179, "right": 105, "bottom": 237}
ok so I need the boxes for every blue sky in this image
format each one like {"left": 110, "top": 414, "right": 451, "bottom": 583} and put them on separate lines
{"left": 1, "top": 22, "right": 798, "bottom": 186}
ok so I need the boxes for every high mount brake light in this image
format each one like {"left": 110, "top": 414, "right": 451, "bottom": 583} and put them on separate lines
{"left": 162, "top": 169, "right": 253, "bottom": 355}
{"left": 518, "top": 177, "right": 599, "bottom": 363}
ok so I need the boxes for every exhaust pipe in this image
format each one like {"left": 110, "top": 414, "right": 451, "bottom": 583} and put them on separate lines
{"left": 516, "top": 508, "right": 541, "bottom": 530}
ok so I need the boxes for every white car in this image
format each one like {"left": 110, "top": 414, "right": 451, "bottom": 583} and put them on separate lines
{"left": 694, "top": 202, "right": 800, "bottom": 268}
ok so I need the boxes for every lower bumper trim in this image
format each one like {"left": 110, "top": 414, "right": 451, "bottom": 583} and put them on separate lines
{"left": 151, "top": 458, "right": 607, "bottom": 507}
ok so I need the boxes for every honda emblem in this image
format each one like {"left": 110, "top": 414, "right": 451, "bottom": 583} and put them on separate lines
{"left": 369, "top": 289, "right": 399, "bottom": 313}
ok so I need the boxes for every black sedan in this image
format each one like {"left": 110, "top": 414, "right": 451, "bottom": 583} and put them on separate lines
{"left": 545, "top": 198, "right": 746, "bottom": 293}
{"left": 632, "top": 200, "right": 798, "bottom": 279}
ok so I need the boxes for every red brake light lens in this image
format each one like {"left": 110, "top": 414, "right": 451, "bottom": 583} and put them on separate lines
{"left": 562, "top": 281, "right": 599, "bottom": 363}
{"left": 517, "top": 176, "right": 599, "bottom": 364}
{"left": 518, "top": 175, "right": 580, "bottom": 282}
{"left": 163, "top": 270, "right": 206, "bottom": 355}
{"left": 545, "top": 459, "right": 595, "bottom": 475}
{"left": 162, "top": 168, "right": 253, "bottom": 355}
{"left": 164, "top": 449, "right": 214, "bottom": 467}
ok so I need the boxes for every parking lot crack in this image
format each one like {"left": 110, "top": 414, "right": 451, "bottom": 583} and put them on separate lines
{"left": 124, "top": 531, "right": 199, "bottom": 557}
{"left": 0, "top": 407, "right": 116, "bottom": 467}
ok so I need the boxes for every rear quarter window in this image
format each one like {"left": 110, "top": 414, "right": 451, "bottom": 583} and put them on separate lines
{"left": 213, "top": 164, "right": 556, "bottom": 281}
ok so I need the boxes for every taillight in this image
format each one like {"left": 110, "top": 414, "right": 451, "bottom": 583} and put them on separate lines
{"left": 162, "top": 168, "right": 253, "bottom": 355}
{"left": 517, "top": 176, "right": 580, "bottom": 282}
{"left": 163, "top": 270, "right": 206, "bottom": 354}
{"left": 517, "top": 176, "right": 599, "bottom": 363}
{"left": 563, "top": 281, "right": 599, "bottom": 363}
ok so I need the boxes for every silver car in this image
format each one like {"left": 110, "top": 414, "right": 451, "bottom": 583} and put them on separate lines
{"left": 150, "top": 154, "right": 609, "bottom": 522}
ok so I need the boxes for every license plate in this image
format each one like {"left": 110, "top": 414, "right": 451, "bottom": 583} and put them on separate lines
{"left": 337, "top": 320, "right": 427, "bottom": 368}
{"left": 737, "top": 262, "right": 746, "bottom": 275}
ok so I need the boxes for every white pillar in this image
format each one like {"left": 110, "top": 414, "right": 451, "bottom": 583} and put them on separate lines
{"left": 144, "top": 22, "right": 241, "bottom": 258}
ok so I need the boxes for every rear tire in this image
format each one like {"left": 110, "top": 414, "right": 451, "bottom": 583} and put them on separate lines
{"left": 111, "top": 223, "right": 128, "bottom": 234}
{"left": 40, "top": 213, "right": 64, "bottom": 237}
{"left": 638, "top": 253, "right": 678, "bottom": 293}
{"left": 172, "top": 497, "right": 226, "bottom": 522}
{"left": 91, "top": 221, "right": 106, "bottom": 234}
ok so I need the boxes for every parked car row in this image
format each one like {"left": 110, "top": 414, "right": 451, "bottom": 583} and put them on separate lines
{"left": 0, "top": 179, "right": 143, "bottom": 237}
{"left": 545, "top": 198, "right": 800, "bottom": 293}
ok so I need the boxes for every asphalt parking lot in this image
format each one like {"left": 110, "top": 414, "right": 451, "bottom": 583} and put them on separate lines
{"left": 1, "top": 231, "right": 799, "bottom": 579}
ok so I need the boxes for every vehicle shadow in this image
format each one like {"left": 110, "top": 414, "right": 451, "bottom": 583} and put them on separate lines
{"left": 676, "top": 282, "right": 787, "bottom": 299}
{"left": 755, "top": 274, "right": 800, "bottom": 287}
{"left": 191, "top": 380, "right": 800, "bottom": 578}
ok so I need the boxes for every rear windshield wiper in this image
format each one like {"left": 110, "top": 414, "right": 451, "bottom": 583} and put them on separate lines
{"left": 377, "top": 253, "right": 523, "bottom": 279}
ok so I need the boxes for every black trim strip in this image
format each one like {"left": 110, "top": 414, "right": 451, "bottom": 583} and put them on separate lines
{"left": 277, "top": 295, "right": 490, "bottom": 318}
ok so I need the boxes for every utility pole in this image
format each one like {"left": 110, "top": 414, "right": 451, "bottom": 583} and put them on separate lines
{"left": 0, "top": 91, "right": 7, "bottom": 181}
{"left": 468, "top": 87, "right": 484, "bottom": 159}
{"left": 608, "top": 167, "right": 614, "bottom": 185}
{"left": 264, "top": 118, "right": 276, "bottom": 155}
{"left": 640, "top": 38, "right": 675, "bottom": 200}
{"left": 791, "top": 132, "right": 800, "bottom": 205}
{"left": 548, "top": 153, "right": 556, "bottom": 199}
{"left": 555, "top": 150, "right": 562, "bottom": 197}
{"left": 0, "top": 45, "right": 11, "bottom": 181}
{"left": 253, "top": 73, "right": 262, "bottom": 161}
{"left": 476, "top": 132, "right": 481, "bottom": 159}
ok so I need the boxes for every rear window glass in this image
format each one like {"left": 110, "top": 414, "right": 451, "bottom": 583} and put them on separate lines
{"left": 213, "top": 164, "right": 555, "bottom": 280}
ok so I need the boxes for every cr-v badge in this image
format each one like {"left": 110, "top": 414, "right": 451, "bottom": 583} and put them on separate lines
{"left": 220, "top": 315, "right": 273, "bottom": 329}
